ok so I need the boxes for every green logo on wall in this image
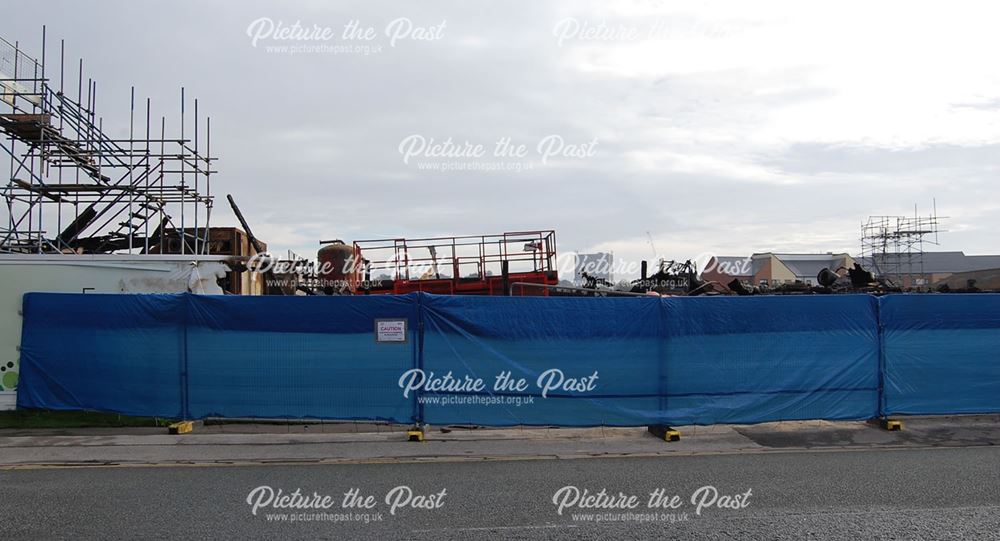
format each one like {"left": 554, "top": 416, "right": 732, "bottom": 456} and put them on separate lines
{"left": 0, "top": 360, "right": 17, "bottom": 391}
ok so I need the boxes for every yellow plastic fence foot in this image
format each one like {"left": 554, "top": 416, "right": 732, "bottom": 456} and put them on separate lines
{"left": 407, "top": 426, "right": 425, "bottom": 442}
{"left": 168, "top": 421, "right": 194, "bottom": 435}
{"left": 880, "top": 418, "right": 903, "bottom": 431}
{"left": 648, "top": 425, "right": 681, "bottom": 442}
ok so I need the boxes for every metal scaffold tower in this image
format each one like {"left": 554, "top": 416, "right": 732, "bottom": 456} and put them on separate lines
{"left": 0, "top": 28, "right": 215, "bottom": 255}
{"left": 860, "top": 203, "right": 944, "bottom": 290}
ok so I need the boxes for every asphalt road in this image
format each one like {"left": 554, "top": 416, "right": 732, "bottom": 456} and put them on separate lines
{"left": 2, "top": 446, "right": 999, "bottom": 540}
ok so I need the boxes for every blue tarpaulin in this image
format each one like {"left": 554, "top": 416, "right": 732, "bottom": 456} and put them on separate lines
{"left": 15, "top": 292, "right": 1000, "bottom": 425}
{"left": 663, "top": 295, "right": 880, "bottom": 425}
{"left": 418, "top": 294, "right": 879, "bottom": 426}
{"left": 184, "top": 294, "right": 419, "bottom": 421}
{"left": 18, "top": 293, "right": 186, "bottom": 419}
{"left": 420, "top": 294, "right": 665, "bottom": 426}
{"left": 881, "top": 294, "right": 1000, "bottom": 415}
{"left": 19, "top": 293, "right": 420, "bottom": 422}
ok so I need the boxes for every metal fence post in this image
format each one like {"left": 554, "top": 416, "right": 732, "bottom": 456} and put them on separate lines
{"left": 415, "top": 292, "right": 425, "bottom": 426}
{"left": 875, "top": 294, "right": 886, "bottom": 418}
{"left": 181, "top": 292, "right": 190, "bottom": 421}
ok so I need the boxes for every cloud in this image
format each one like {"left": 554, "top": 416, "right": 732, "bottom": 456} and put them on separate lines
{"left": 4, "top": 0, "right": 999, "bottom": 279}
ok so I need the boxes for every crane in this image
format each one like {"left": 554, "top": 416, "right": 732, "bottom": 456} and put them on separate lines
{"left": 646, "top": 231, "right": 661, "bottom": 268}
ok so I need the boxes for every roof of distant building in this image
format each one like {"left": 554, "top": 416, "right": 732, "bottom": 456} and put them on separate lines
{"left": 752, "top": 252, "right": 852, "bottom": 279}
{"left": 858, "top": 251, "right": 1000, "bottom": 274}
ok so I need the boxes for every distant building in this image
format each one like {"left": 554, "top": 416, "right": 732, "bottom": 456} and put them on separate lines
{"left": 935, "top": 268, "right": 1000, "bottom": 291}
{"left": 702, "top": 253, "right": 854, "bottom": 288}
{"left": 574, "top": 252, "right": 613, "bottom": 285}
{"left": 704, "top": 251, "right": 1000, "bottom": 290}
{"left": 858, "top": 251, "right": 1000, "bottom": 289}
{"left": 701, "top": 256, "right": 754, "bottom": 286}
{"left": 752, "top": 253, "right": 855, "bottom": 287}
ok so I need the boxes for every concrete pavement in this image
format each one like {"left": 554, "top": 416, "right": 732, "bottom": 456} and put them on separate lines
{"left": 1, "top": 415, "right": 999, "bottom": 468}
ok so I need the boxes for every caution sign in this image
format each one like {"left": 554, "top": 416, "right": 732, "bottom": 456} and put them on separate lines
{"left": 375, "top": 319, "right": 408, "bottom": 343}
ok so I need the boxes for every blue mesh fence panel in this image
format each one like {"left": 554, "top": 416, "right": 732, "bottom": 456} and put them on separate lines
{"left": 418, "top": 294, "right": 666, "bottom": 426}
{"left": 881, "top": 294, "right": 1000, "bottom": 415}
{"left": 18, "top": 292, "right": 420, "bottom": 423}
{"left": 184, "top": 294, "right": 419, "bottom": 421}
{"left": 16, "top": 291, "right": 999, "bottom": 425}
{"left": 663, "top": 295, "right": 881, "bottom": 424}
{"left": 18, "top": 293, "right": 186, "bottom": 418}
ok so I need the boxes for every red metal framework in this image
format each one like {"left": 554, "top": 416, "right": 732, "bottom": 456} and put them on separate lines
{"left": 353, "top": 230, "right": 559, "bottom": 295}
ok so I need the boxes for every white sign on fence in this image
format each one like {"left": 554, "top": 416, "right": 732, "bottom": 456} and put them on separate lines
{"left": 375, "top": 319, "right": 408, "bottom": 343}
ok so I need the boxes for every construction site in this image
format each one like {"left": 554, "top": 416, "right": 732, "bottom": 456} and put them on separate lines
{"left": 3, "top": 5, "right": 1000, "bottom": 539}
{"left": 4, "top": 29, "right": 998, "bottom": 300}
{"left": 2, "top": 25, "right": 998, "bottom": 410}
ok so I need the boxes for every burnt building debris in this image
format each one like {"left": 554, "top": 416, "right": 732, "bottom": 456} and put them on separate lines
{"left": 629, "top": 259, "right": 712, "bottom": 296}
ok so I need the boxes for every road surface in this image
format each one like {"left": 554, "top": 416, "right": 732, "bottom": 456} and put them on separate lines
{"left": 2, "top": 445, "right": 999, "bottom": 539}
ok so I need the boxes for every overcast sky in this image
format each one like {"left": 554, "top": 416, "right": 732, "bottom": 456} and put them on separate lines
{"left": 6, "top": 1, "right": 999, "bottom": 277}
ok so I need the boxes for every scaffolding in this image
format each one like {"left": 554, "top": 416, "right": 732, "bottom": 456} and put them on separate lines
{"left": 860, "top": 204, "right": 943, "bottom": 290}
{"left": 0, "top": 28, "right": 215, "bottom": 255}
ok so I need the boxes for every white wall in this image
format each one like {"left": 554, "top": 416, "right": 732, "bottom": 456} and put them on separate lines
{"left": 0, "top": 255, "right": 235, "bottom": 410}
